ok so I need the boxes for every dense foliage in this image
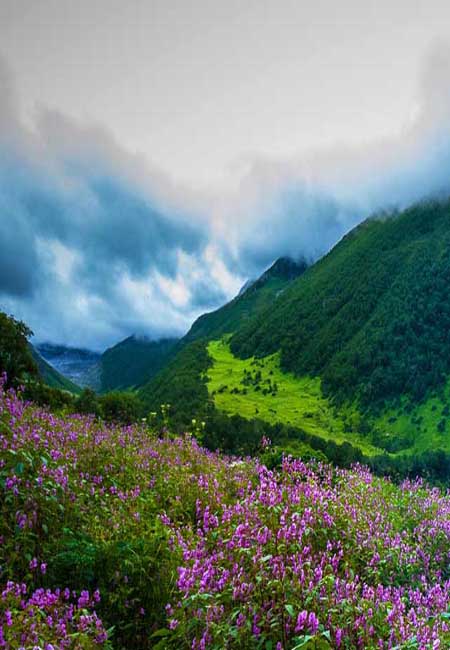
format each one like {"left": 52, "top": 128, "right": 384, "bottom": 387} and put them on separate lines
{"left": 231, "top": 202, "right": 450, "bottom": 408}
{"left": 204, "top": 411, "right": 450, "bottom": 485}
{"left": 2, "top": 380, "right": 450, "bottom": 648}
{"left": 139, "top": 340, "right": 213, "bottom": 428}
{"left": 0, "top": 313, "right": 37, "bottom": 388}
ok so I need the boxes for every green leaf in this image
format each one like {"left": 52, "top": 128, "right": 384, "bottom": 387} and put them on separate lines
{"left": 292, "top": 635, "right": 313, "bottom": 649}
{"left": 15, "top": 462, "right": 24, "bottom": 475}
{"left": 151, "top": 628, "right": 171, "bottom": 638}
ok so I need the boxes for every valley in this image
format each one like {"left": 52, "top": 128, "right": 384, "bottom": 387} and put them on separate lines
{"left": 5, "top": 201, "right": 450, "bottom": 650}
{"left": 36, "top": 342, "right": 101, "bottom": 389}
{"left": 4, "top": 9, "right": 450, "bottom": 647}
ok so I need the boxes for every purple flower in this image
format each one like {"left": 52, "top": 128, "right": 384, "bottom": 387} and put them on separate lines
{"left": 295, "top": 610, "right": 308, "bottom": 633}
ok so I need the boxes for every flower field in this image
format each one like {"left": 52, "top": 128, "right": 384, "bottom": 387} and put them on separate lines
{"left": 1, "top": 376, "right": 450, "bottom": 649}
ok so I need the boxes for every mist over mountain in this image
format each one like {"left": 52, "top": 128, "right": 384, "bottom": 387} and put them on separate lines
{"left": 4, "top": 46, "right": 450, "bottom": 351}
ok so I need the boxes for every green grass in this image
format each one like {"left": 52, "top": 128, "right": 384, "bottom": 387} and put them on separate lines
{"left": 374, "top": 382, "right": 450, "bottom": 454}
{"left": 207, "top": 338, "right": 450, "bottom": 459}
{"left": 206, "top": 338, "right": 381, "bottom": 455}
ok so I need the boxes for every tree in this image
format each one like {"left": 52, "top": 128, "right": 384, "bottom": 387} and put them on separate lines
{"left": 100, "top": 391, "right": 144, "bottom": 424}
{"left": 75, "top": 388, "right": 101, "bottom": 416}
{"left": 0, "top": 312, "right": 37, "bottom": 388}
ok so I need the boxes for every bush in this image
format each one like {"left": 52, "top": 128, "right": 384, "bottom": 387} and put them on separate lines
{"left": 2, "top": 380, "right": 450, "bottom": 649}
{"left": 0, "top": 311, "right": 37, "bottom": 388}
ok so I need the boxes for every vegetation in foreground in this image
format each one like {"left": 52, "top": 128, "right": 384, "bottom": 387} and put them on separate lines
{"left": 3, "top": 309, "right": 449, "bottom": 484}
{"left": 2, "top": 379, "right": 450, "bottom": 649}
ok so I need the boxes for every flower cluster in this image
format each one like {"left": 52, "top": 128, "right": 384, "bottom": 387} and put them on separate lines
{"left": 164, "top": 459, "right": 450, "bottom": 649}
{"left": 0, "top": 378, "right": 251, "bottom": 648}
{"left": 1, "top": 375, "right": 450, "bottom": 648}
{"left": 0, "top": 581, "right": 107, "bottom": 649}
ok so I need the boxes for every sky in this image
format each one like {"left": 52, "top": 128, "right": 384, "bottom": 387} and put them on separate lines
{"left": 3, "top": 0, "right": 450, "bottom": 349}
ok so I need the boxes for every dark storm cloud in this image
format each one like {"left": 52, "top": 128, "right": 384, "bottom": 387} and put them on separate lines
{"left": 0, "top": 128, "right": 206, "bottom": 300}
{"left": 232, "top": 186, "right": 360, "bottom": 276}
{"left": 0, "top": 219, "right": 38, "bottom": 296}
{"left": 0, "top": 57, "right": 216, "bottom": 346}
{"left": 187, "top": 275, "right": 227, "bottom": 310}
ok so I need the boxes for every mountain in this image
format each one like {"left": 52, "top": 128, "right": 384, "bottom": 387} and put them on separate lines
{"left": 100, "top": 335, "right": 178, "bottom": 392}
{"left": 230, "top": 201, "right": 450, "bottom": 407}
{"left": 140, "top": 201, "right": 450, "bottom": 464}
{"left": 33, "top": 258, "right": 304, "bottom": 397}
{"left": 30, "top": 345, "right": 81, "bottom": 393}
{"left": 36, "top": 336, "right": 179, "bottom": 394}
{"left": 139, "top": 257, "right": 307, "bottom": 418}
{"left": 36, "top": 343, "right": 101, "bottom": 390}
{"left": 183, "top": 256, "right": 307, "bottom": 343}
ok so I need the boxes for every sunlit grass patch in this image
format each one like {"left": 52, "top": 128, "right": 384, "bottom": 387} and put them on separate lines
{"left": 206, "top": 338, "right": 380, "bottom": 455}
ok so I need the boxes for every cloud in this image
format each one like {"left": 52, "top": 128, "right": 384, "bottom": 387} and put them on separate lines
{"left": 207, "top": 42, "right": 450, "bottom": 281}
{"left": 4, "top": 43, "right": 450, "bottom": 349}
{"left": 0, "top": 56, "right": 230, "bottom": 349}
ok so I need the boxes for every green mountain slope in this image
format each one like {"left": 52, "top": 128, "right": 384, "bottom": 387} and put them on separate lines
{"left": 183, "top": 257, "right": 307, "bottom": 343}
{"left": 139, "top": 339, "right": 212, "bottom": 425}
{"left": 231, "top": 201, "right": 450, "bottom": 409}
{"left": 100, "top": 335, "right": 179, "bottom": 392}
{"left": 141, "top": 201, "right": 450, "bottom": 468}
{"left": 139, "top": 257, "right": 307, "bottom": 414}
{"left": 30, "top": 345, "right": 81, "bottom": 393}
{"left": 207, "top": 338, "right": 379, "bottom": 455}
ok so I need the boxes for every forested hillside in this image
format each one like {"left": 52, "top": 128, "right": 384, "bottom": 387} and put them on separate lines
{"left": 100, "top": 335, "right": 178, "bottom": 391}
{"left": 183, "top": 257, "right": 307, "bottom": 343}
{"left": 231, "top": 201, "right": 450, "bottom": 407}
{"left": 139, "top": 202, "right": 450, "bottom": 473}
{"left": 139, "top": 257, "right": 307, "bottom": 418}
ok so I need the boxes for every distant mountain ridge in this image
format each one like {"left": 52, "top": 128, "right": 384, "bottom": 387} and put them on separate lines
{"left": 36, "top": 343, "right": 101, "bottom": 390}
{"left": 30, "top": 345, "right": 81, "bottom": 394}
{"left": 36, "top": 335, "right": 180, "bottom": 394}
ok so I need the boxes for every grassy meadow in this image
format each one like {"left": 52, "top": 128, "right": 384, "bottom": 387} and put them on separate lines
{"left": 206, "top": 339, "right": 380, "bottom": 456}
